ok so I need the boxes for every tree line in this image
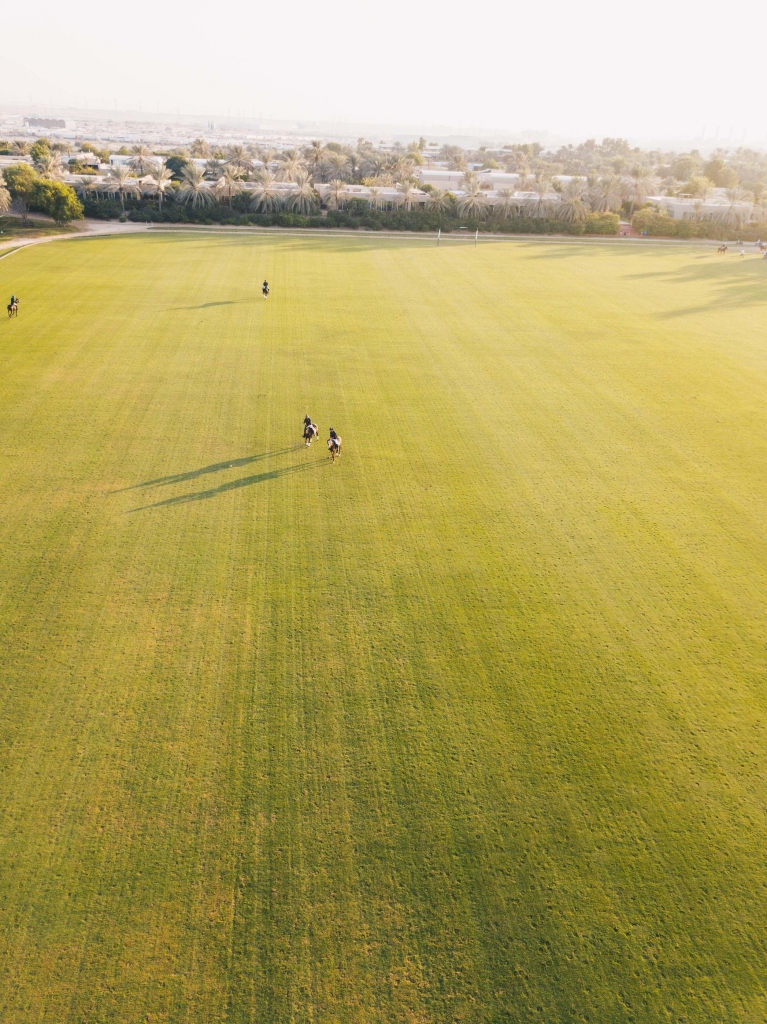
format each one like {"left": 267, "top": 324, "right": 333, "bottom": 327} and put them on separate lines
{"left": 1, "top": 135, "right": 765, "bottom": 237}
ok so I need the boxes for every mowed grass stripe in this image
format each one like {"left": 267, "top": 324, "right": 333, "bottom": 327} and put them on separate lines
{"left": 1, "top": 234, "right": 767, "bottom": 1022}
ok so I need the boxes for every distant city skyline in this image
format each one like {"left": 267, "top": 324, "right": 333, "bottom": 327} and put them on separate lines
{"left": 4, "top": 0, "right": 766, "bottom": 147}
{"left": 0, "top": 104, "right": 758, "bottom": 157}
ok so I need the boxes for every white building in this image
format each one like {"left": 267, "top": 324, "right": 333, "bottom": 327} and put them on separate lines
{"left": 314, "top": 182, "right": 429, "bottom": 209}
{"left": 645, "top": 192, "right": 754, "bottom": 222}
{"left": 416, "top": 168, "right": 519, "bottom": 192}
{"left": 109, "top": 154, "right": 163, "bottom": 170}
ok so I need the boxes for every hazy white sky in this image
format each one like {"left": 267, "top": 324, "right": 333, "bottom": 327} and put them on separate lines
{"left": 3, "top": 0, "right": 766, "bottom": 143}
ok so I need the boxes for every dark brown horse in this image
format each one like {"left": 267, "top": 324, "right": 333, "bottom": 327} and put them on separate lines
{"left": 327, "top": 436, "right": 342, "bottom": 462}
{"left": 7, "top": 301, "right": 18, "bottom": 318}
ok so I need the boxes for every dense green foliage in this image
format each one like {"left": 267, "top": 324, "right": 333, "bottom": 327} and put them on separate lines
{"left": 3, "top": 162, "right": 39, "bottom": 225}
{"left": 29, "top": 138, "right": 51, "bottom": 165}
{"left": 703, "top": 156, "right": 739, "bottom": 188}
{"left": 30, "top": 179, "right": 84, "bottom": 224}
{"left": 584, "top": 212, "right": 619, "bottom": 234}
{"left": 632, "top": 208, "right": 766, "bottom": 241}
{"left": 3, "top": 163, "right": 83, "bottom": 225}
{"left": 1, "top": 235, "right": 767, "bottom": 1023}
{"left": 632, "top": 209, "right": 708, "bottom": 238}
{"left": 81, "top": 196, "right": 615, "bottom": 235}
{"left": 165, "top": 154, "right": 193, "bottom": 180}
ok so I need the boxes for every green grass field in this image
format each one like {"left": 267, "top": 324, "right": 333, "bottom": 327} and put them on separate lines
{"left": 2, "top": 232, "right": 767, "bottom": 1024}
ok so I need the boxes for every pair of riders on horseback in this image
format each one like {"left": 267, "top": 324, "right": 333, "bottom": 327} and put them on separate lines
{"left": 303, "top": 415, "right": 341, "bottom": 458}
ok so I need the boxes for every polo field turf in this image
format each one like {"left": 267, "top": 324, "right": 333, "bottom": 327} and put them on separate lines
{"left": 2, "top": 232, "right": 767, "bottom": 1024}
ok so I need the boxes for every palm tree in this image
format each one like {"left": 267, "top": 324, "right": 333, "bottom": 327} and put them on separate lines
{"left": 190, "top": 138, "right": 211, "bottom": 159}
{"left": 362, "top": 151, "right": 387, "bottom": 179}
{"left": 107, "top": 164, "right": 140, "bottom": 212}
{"left": 277, "top": 151, "right": 305, "bottom": 183}
{"left": 176, "top": 164, "right": 214, "bottom": 208}
{"left": 130, "top": 144, "right": 154, "bottom": 176}
{"left": 324, "top": 151, "right": 350, "bottom": 182}
{"left": 214, "top": 168, "right": 245, "bottom": 207}
{"left": 493, "top": 188, "right": 521, "bottom": 220}
{"left": 589, "top": 175, "right": 622, "bottom": 213}
{"left": 227, "top": 145, "right": 251, "bottom": 176}
{"left": 11, "top": 140, "right": 31, "bottom": 156}
{"left": 346, "top": 150, "right": 361, "bottom": 179}
{"left": 426, "top": 188, "right": 451, "bottom": 214}
{"left": 367, "top": 186, "right": 382, "bottom": 211}
{"left": 718, "top": 188, "right": 752, "bottom": 232}
{"left": 249, "top": 171, "right": 282, "bottom": 213}
{"left": 143, "top": 163, "right": 174, "bottom": 210}
{"left": 37, "top": 152, "right": 63, "bottom": 180}
{"left": 390, "top": 155, "right": 414, "bottom": 183}
{"left": 627, "top": 165, "right": 652, "bottom": 215}
{"left": 456, "top": 182, "right": 488, "bottom": 220}
{"left": 305, "top": 140, "right": 325, "bottom": 176}
{"left": 396, "top": 182, "right": 419, "bottom": 211}
{"left": 323, "top": 179, "right": 347, "bottom": 211}
{"left": 558, "top": 178, "right": 589, "bottom": 224}
{"left": 204, "top": 158, "right": 225, "bottom": 181}
{"left": 0, "top": 173, "right": 10, "bottom": 213}
{"left": 73, "top": 179, "right": 93, "bottom": 202}
{"left": 524, "top": 179, "right": 556, "bottom": 220}
{"left": 285, "top": 174, "right": 318, "bottom": 215}
{"left": 461, "top": 170, "right": 479, "bottom": 192}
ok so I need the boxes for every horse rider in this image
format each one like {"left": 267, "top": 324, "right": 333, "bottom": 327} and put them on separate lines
{"left": 304, "top": 414, "right": 312, "bottom": 430}
{"left": 10, "top": 294, "right": 18, "bottom": 308}
{"left": 262, "top": 280, "right": 269, "bottom": 299}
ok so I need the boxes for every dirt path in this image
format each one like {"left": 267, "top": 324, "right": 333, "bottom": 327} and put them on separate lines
{"left": 0, "top": 217, "right": 755, "bottom": 261}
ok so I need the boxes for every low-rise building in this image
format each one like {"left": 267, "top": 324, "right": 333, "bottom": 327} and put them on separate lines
{"left": 416, "top": 168, "right": 520, "bottom": 192}
{"left": 645, "top": 193, "right": 754, "bottom": 222}
{"left": 314, "top": 182, "right": 429, "bottom": 209}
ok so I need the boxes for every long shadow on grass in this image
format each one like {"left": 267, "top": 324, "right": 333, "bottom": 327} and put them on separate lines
{"left": 168, "top": 300, "right": 249, "bottom": 310}
{"left": 623, "top": 258, "right": 767, "bottom": 317}
{"left": 113, "top": 446, "right": 302, "bottom": 492}
{"left": 127, "top": 459, "right": 324, "bottom": 511}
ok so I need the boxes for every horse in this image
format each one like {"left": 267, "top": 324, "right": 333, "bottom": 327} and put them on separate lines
{"left": 327, "top": 436, "right": 342, "bottom": 462}
{"left": 303, "top": 422, "right": 319, "bottom": 446}
{"left": 6, "top": 301, "right": 18, "bottom": 318}
{"left": 717, "top": 244, "right": 728, "bottom": 254}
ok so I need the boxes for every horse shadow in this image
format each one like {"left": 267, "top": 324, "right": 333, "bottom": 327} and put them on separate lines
{"left": 113, "top": 446, "right": 301, "bottom": 493}
{"left": 127, "top": 459, "right": 322, "bottom": 512}
{"left": 168, "top": 300, "right": 248, "bottom": 310}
